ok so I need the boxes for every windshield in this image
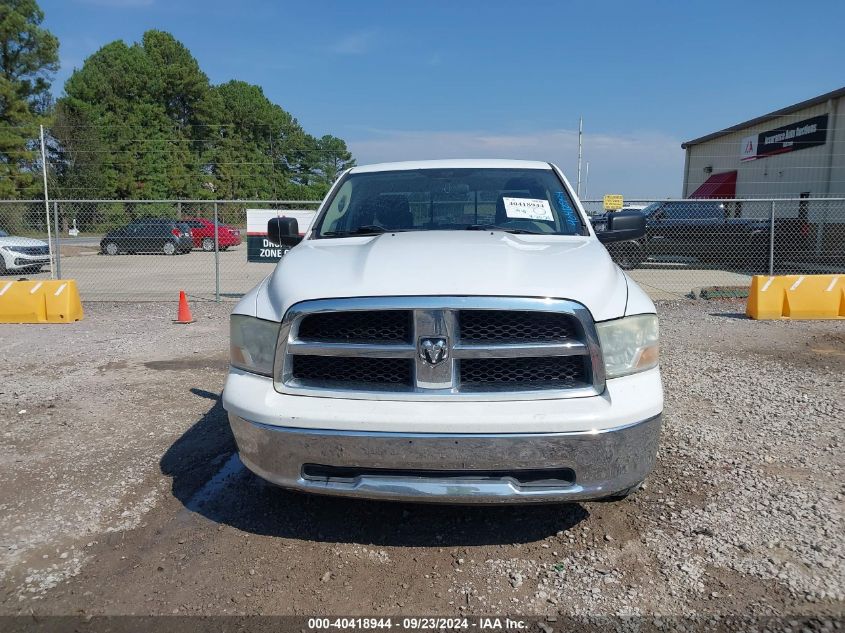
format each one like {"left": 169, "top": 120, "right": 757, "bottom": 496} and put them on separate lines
{"left": 0, "top": 230, "right": 8, "bottom": 237}
{"left": 313, "top": 168, "right": 586, "bottom": 238}
{"left": 641, "top": 203, "right": 662, "bottom": 216}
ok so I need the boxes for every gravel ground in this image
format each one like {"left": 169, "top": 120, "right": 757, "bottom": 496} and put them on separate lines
{"left": 0, "top": 299, "right": 842, "bottom": 621}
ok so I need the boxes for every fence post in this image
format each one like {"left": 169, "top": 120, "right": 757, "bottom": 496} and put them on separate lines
{"left": 177, "top": 201, "right": 182, "bottom": 220}
{"left": 52, "top": 201, "right": 62, "bottom": 279}
{"left": 768, "top": 200, "right": 775, "bottom": 276}
{"left": 214, "top": 201, "right": 220, "bottom": 302}
{"left": 814, "top": 202, "right": 827, "bottom": 255}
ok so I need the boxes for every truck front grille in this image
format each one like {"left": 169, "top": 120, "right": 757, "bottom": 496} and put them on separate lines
{"left": 459, "top": 356, "right": 584, "bottom": 390}
{"left": 276, "top": 297, "right": 604, "bottom": 401}
{"left": 292, "top": 355, "right": 413, "bottom": 387}
{"left": 298, "top": 310, "right": 412, "bottom": 343}
{"left": 459, "top": 310, "right": 575, "bottom": 342}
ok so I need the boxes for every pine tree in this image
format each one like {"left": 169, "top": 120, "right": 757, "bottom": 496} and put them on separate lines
{"left": 0, "top": 0, "right": 58, "bottom": 198}
{"left": 56, "top": 30, "right": 354, "bottom": 200}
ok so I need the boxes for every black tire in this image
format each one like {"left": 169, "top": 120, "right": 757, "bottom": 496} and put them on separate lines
{"left": 609, "top": 241, "right": 644, "bottom": 270}
{"left": 0, "top": 256, "right": 7, "bottom": 275}
{"left": 103, "top": 241, "right": 119, "bottom": 256}
{"left": 201, "top": 237, "right": 214, "bottom": 251}
{"left": 162, "top": 241, "right": 177, "bottom": 256}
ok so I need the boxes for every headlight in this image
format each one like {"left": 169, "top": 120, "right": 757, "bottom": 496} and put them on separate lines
{"left": 3, "top": 245, "right": 27, "bottom": 253}
{"left": 229, "top": 315, "right": 280, "bottom": 376}
{"left": 595, "top": 314, "right": 659, "bottom": 379}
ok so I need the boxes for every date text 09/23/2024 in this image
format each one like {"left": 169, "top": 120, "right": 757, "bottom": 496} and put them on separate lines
{"left": 307, "top": 617, "right": 529, "bottom": 630}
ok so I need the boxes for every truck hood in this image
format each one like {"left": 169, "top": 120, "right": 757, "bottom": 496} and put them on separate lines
{"left": 255, "top": 231, "right": 629, "bottom": 322}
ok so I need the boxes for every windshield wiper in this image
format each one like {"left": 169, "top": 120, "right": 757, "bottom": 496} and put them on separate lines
{"left": 322, "top": 225, "right": 391, "bottom": 237}
{"left": 465, "top": 224, "right": 542, "bottom": 235}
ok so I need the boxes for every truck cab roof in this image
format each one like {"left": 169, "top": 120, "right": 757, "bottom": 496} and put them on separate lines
{"left": 348, "top": 159, "right": 553, "bottom": 174}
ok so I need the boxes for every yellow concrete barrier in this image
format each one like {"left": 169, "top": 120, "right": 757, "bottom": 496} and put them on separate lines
{"left": 746, "top": 274, "right": 844, "bottom": 320}
{"left": 0, "top": 279, "right": 84, "bottom": 323}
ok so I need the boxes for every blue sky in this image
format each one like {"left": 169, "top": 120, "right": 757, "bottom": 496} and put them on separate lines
{"left": 42, "top": 0, "right": 845, "bottom": 197}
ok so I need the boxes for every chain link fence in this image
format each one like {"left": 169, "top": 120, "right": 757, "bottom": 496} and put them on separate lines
{"left": 582, "top": 198, "right": 845, "bottom": 298}
{"left": 0, "top": 200, "right": 320, "bottom": 301}
{"left": 1, "top": 198, "right": 843, "bottom": 301}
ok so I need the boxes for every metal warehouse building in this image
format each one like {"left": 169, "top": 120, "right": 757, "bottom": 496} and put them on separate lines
{"left": 681, "top": 86, "right": 845, "bottom": 198}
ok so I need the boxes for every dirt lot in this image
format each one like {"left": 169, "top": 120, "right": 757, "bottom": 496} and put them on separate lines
{"left": 0, "top": 300, "right": 842, "bottom": 620}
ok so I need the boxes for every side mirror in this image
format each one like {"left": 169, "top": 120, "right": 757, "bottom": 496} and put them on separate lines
{"left": 596, "top": 210, "right": 646, "bottom": 243}
{"left": 267, "top": 217, "right": 302, "bottom": 247}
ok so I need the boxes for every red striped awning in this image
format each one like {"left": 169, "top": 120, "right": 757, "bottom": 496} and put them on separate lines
{"left": 689, "top": 171, "right": 737, "bottom": 198}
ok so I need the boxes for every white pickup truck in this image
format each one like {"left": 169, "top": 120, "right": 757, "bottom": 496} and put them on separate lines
{"left": 223, "top": 159, "right": 662, "bottom": 503}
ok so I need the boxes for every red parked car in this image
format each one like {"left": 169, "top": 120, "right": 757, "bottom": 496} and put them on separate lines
{"left": 182, "top": 217, "right": 242, "bottom": 251}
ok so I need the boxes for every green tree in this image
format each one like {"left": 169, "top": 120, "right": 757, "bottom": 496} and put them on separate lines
{"left": 205, "top": 80, "right": 330, "bottom": 199}
{"left": 49, "top": 103, "right": 109, "bottom": 199}
{"left": 56, "top": 32, "right": 212, "bottom": 199}
{"left": 314, "top": 134, "right": 355, "bottom": 185}
{"left": 0, "top": 0, "right": 58, "bottom": 198}
{"left": 55, "top": 30, "right": 354, "bottom": 201}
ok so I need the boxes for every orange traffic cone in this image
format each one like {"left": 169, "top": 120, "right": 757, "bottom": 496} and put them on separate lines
{"left": 174, "top": 290, "right": 195, "bottom": 324}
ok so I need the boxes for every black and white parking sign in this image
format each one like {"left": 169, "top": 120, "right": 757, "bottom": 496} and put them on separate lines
{"left": 246, "top": 209, "right": 316, "bottom": 263}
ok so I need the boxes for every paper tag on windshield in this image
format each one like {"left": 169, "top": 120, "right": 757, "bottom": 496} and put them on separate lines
{"left": 503, "top": 197, "right": 554, "bottom": 221}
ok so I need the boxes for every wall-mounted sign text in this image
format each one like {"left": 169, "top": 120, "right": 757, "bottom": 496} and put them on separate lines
{"left": 246, "top": 208, "right": 316, "bottom": 263}
{"left": 740, "top": 114, "right": 828, "bottom": 161}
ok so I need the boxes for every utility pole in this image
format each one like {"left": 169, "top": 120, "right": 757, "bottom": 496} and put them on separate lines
{"left": 40, "top": 124, "right": 54, "bottom": 280}
{"left": 584, "top": 161, "right": 590, "bottom": 199}
{"left": 576, "top": 117, "right": 583, "bottom": 197}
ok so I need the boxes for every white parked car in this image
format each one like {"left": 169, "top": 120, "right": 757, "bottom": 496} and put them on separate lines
{"left": 223, "top": 159, "right": 662, "bottom": 503}
{"left": 0, "top": 230, "right": 51, "bottom": 274}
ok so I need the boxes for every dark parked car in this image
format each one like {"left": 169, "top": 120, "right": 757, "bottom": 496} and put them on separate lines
{"left": 100, "top": 219, "right": 194, "bottom": 255}
{"left": 592, "top": 201, "right": 809, "bottom": 270}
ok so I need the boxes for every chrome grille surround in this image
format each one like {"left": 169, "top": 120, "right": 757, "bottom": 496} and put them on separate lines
{"left": 273, "top": 296, "right": 605, "bottom": 401}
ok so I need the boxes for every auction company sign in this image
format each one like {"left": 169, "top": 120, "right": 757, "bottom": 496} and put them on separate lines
{"left": 740, "top": 114, "right": 828, "bottom": 161}
{"left": 246, "top": 208, "right": 316, "bottom": 263}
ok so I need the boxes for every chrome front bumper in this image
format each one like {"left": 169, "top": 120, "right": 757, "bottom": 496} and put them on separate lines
{"left": 229, "top": 414, "right": 662, "bottom": 504}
